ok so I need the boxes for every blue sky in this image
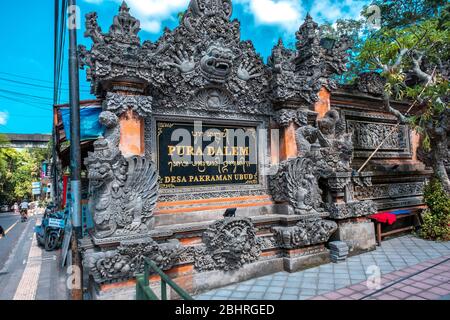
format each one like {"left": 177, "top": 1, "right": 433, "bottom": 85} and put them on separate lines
{"left": 0, "top": 0, "right": 370, "bottom": 134}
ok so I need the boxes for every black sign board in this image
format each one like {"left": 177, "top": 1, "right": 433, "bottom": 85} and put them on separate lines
{"left": 157, "top": 122, "right": 259, "bottom": 188}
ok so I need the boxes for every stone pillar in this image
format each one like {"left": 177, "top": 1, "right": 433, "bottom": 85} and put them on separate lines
{"left": 106, "top": 82, "right": 149, "bottom": 157}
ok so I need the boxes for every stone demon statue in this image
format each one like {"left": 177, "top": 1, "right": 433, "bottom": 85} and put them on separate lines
{"left": 85, "top": 111, "right": 159, "bottom": 239}
{"left": 272, "top": 110, "right": 354, "bottom": 216}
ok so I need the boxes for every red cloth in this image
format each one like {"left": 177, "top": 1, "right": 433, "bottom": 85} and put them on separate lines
{"left": 369, "top": 212, "right": 397, "bottom": 225}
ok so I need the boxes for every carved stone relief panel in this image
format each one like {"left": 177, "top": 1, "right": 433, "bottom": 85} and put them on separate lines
{"left": 342, "top": 110, "right": 412, "bottom": 159}
{"left": 354, "top": 182, "right": 425, "bottom": 201}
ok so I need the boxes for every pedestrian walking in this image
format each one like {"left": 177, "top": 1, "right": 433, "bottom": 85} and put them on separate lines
{"left": 0, "top": 225, "right": 5, "bottom": 238}
{"left": 13, "top": 202, "right": 19, "bottom": 214}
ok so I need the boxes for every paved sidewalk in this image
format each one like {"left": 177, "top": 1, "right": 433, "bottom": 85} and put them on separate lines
{"left": 311, "top": 255, "right": 450, "bottom": 300}
{"left": 0, "top": 214, "right": 69, "bottom": 300}
{"left": 195, "top": 235, "right": 450, "bottom": 300}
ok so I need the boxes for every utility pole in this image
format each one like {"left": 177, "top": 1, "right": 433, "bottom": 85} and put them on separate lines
{"left": 68, "top": 0, "right": 83, "bottom": 300}
{"left": 68, "top": 0, "right": 81, "bottom": 239}
{"left": 52, "top": 0, "right": 59, "bottom": 207}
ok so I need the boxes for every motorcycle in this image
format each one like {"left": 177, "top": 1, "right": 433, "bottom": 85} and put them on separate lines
{"left": 35, "top": 205, "right": 66, "bottom": 251}
{"left": 20, "top": 209, "right": 28, "bottom": 222}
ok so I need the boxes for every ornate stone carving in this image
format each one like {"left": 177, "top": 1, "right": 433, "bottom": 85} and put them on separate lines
{"left": 274, "top": 109, "right": 309, "bottom": 127}
{"left": 271, "top": 110, "right": 357, "bottom": 217}
{"left": 268, "top": 14, "right": 352, "bottom": 105}
{"left": 270, "top": 157, "right": 327, "bottom": 218}
{"left": 356, "top": 72, "right": 386, "bottom": 96}
{"left": 79, "top": 2, "right": 151, "bottom": 92}
{"left": 193, "top": 218, "right": 262, "bottom": 271}
{"left": 84, "top": 237, "right": 181, "bottom": 284}
{"left": 347, "top": 120, "right": 408, "bottom": 150}
{"left": 354, "top": 182, "right": 425, "bottom": 200}
{"left": 272, "top": 218, "right": 337, "bottom": 249}
{"left": 80, "top": 0, "right": 271, "bottom": 115}
{"left": 324, "top": 200, "right": 377, "bottom": 219}
{"left": 104, "top": 92, "right": 152, "bottom": 117}
{"left": 85, "top": 111, "right": 159, "bottom": 240}
{"left": 342, "top": 110, "right": 413, "bottom": 159}
{"left": 352, "top": 174, "right": 373, "bottom": 188}
{"left": 192, "top": 88, "right": 234, "bottom": 111}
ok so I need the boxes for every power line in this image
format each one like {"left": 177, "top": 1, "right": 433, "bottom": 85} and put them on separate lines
{"left": 0, "top": 95, "right": 52, "bottom": 111}
{"left": 0, "top": 89, "right": 54, "bottom": 102}
{"left": 0, "top": 77, "right": 90, "bottom": 92}
{"left": 4, "top": 113, "right": 51, "bottom": 119}
{"left": 0, "top": 71, "right": 90, "bottom": 88}
{"left": 0, "top": 77, "right": 90, "bottom": 93}
{"left": 0, "top": 81, "right": 90, "bottom": 95}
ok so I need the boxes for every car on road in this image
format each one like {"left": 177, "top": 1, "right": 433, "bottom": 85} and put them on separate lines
{"left": 0, "top": 204, "right": 10, "bottom": 212}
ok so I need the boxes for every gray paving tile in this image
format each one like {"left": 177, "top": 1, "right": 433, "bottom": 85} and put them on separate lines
{"left": 333, "top": 268, "right": 349, "bottom": 274}
{"left": 266, "top": 286, "right": 283, "bottom": 293}
{"left": 250, "top": 285, "right": 267, "bottom": 293}
{"left": 318, "top": 277, "right": 335, "bottom": 284}
{"left": 229, "top": 291, "right": 247, "bottom": 299}
{"left": 215, "top": 289, "right": 233, "bottom": 297}
{"left": 280, "top": 294, "right": 298, "bottom": 300}
{"left": 283, "top": 287, "right": 300, "bottom": 295}
{"left": 285, "top": 280, "right": 302, "bottom": 288}
{"left": 247, "top": 292, "right": 264, "bottom": 299}
{"left": 318, "top": 272, "right": 334, "bottom": 279}
{"left": 300, "top": 282, "right": 317, "bottom": 289}
{"left": 334, "top": 273, "right": 350, "bottom": 279}
{"left": 255, "top": 280, "right": 271, "bottom": 286}
{"left": 334, "top": 279, "right": 351, "bottom": 286}
{"left": 299, "top": 288, "right": 317, "bottom": 296}
{"left": 304, "top": 273, "right": 319, "bottom": 278}
{"left": 273, "top": 274, "right": 288, "bottom": 280}
{"left": 317, "top": 282, "right": 334, "bottom": 290}
{"left": 270, "top": 280, "right": 286, "bottom": 286}
{"left": 263, "top": 292, "right": 281, "bottom": 300}
{"left": 194, "top": 235, "right": 450, "bottom": 301}
{"left": 236, "top": 285, "right": 253, "bottom": 292}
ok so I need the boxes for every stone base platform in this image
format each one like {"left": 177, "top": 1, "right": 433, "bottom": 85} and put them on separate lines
{"left": 330, "top": 218, "right": 377, "bottom": 253}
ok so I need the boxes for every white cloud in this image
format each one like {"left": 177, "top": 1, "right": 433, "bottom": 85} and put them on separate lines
{"left": 82, "top": 0, "right": 370, "bottom": 34}
{"left": 0, "top": 111, "right": 8, "bottom": 126}
{"left": 83, "top": 0, "right": 190, "bottom": 33}
{"left": 236, "top": 0, "right": 302, "bottom": 31}
{"left": 309, "top": 0, "right": 370, "bottom": 24}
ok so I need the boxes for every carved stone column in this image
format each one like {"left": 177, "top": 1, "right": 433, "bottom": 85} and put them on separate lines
{"left": 103, "top": 82, "right": 151, "bottom": 157}
{"left": 273, "top": 108, "right": 318, "bottom": 161}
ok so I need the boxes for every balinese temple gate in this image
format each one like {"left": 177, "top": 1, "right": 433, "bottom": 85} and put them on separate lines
{"left": 78, "top": 0, "right": 431, "bottom": 299}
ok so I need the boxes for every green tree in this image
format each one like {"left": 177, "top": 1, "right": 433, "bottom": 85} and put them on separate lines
{"left": 0, "top": 141, "right": 51, "bottom": 204}
{"left": 419, "top": 179, "right": 450, "bottom": 241}
{"left": 322, "top": 1, "right": 449, "bottom": 192}
{"left": 357, "top": 4, "right": 450, "bottom": 192}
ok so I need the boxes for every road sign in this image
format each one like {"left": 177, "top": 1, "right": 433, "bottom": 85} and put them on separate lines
{"left": 32, "top": 182, "right": 41, "bottom": 188}
{"left": 48, "top": 218, "right": 65, "bottom": 229}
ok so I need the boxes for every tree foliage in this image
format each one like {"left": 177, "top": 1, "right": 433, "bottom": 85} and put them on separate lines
{"left": 0, "top": 143, "right": 50, "bottom": 205}
{"left": 323, "top": 0, "right": 449, "bottom": 192}
{"left": 419, "top": 179, "right": 450, "bottom": 241}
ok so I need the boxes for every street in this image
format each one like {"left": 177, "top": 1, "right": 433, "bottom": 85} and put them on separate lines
{"left": 0, "top": 212, "right": 68, "bottom": 300}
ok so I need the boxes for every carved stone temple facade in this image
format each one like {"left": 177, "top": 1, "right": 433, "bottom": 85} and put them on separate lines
{"left": 77, "top": 1, "right": 431, "bottom": 299}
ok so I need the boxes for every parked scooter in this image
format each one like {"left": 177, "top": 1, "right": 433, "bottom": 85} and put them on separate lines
{"left": 35, "top": 205, "right": 66, "bottom": 251}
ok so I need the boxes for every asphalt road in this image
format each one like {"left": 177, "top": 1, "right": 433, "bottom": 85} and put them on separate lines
{"left": 0, "top": 212, "right": 29, "bottom": 271}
